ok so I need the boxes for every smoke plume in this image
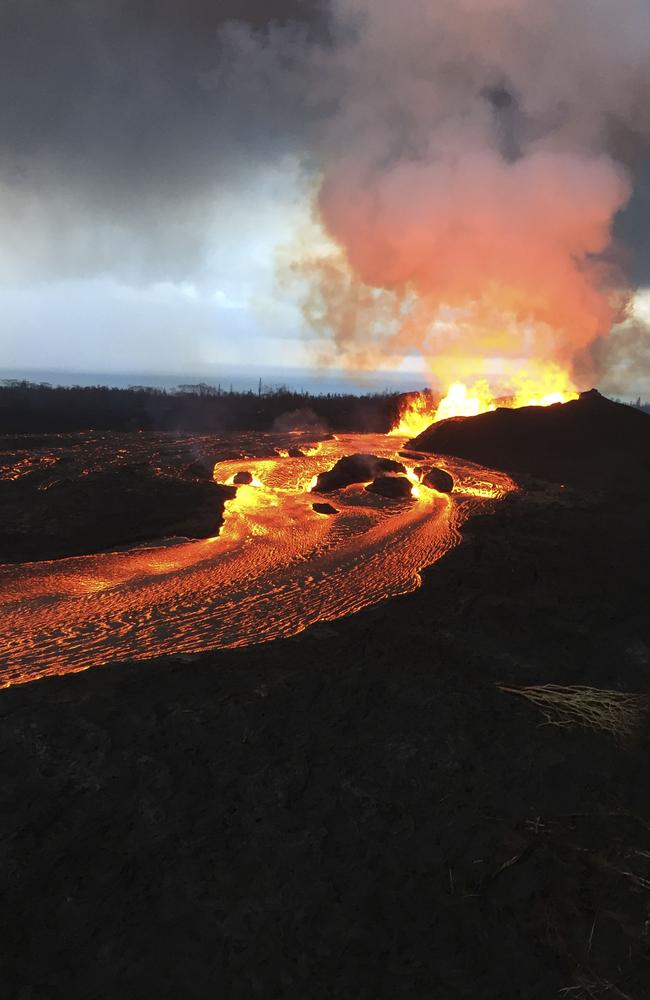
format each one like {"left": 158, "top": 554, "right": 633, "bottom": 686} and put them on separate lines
{"left": 286, "top": 0, "right": 650, "bottom": 389}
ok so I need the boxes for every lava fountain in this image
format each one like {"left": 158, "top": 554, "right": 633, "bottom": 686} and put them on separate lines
{"left": 391, "top": 363, "right": 579, "bottom": 437}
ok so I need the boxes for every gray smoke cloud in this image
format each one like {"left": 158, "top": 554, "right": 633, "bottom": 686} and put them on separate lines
{"left": 0, "top": 0, "right": 324, "bottom": 284}
{"left": 594, "top": 314, "right": 650, "bottom": 398}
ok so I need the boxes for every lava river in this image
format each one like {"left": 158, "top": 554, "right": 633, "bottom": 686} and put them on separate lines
{"left": 0, "top": 434, "right": 514, "bottom": 686}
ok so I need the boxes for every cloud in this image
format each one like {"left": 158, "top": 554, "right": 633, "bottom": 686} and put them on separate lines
{"left": 0, "top": 0, "right": 324, "bottom": 283}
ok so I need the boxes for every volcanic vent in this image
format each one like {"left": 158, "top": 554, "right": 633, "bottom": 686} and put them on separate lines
{"left": 408, "top": 390, "right": 650, "bottom": 487}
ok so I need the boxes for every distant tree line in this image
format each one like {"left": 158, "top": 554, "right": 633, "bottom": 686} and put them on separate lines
{"left": 614, "top": 396, "right": 650, "bottom": 415}
{"left": 0, "top": 380, "right": 413, "bottom": 434}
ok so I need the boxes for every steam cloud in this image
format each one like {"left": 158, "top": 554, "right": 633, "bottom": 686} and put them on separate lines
{"left": 288, "top": 0, "right": 650, "bottom": 387}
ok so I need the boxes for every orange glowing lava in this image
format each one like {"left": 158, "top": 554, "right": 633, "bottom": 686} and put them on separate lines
{"left": 391, "top": 365, "right": 579, "bottom": 437}
{"left": 0, "top": 433, "right": 515, "bottom": 686}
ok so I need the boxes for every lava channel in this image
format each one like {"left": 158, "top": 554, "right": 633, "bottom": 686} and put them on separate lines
{"left": 0, "top": 433, "right": 515, "bottom": 686}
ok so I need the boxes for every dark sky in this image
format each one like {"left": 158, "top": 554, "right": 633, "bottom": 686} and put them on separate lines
{"left": 0, "top": 1, "right": 331, "bottom": 375}
{"left": 0, "top": 0, "right": 326, "bottom": 283}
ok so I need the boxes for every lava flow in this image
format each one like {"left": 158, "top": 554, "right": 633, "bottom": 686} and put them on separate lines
{"left": 0, "top": 433, "right": 514, "bottom": 686}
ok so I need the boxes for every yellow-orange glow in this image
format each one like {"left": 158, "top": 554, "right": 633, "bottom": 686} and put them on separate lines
{"left": 390, "top": 364, "right": 578, "bottom": 437}
{"left": 435, "top": 381, "right": 497, "bottom": 422}
{"left": 509, "top": 367, "right": 579, "bottom": 410}
{"left": 390, "top": 394, "right": 439, "bottom": 438}
{"left": 402, "top": 465, "right": 422, "bottom": 499}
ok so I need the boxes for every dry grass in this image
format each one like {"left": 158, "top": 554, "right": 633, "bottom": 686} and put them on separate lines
{"left": 498, "top": 684, "right": 649, "bottom": 740}
{"left": 559, "top": 973, "right": 635, "bottom": 999}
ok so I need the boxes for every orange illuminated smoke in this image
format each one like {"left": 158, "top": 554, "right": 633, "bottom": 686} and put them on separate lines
{"left": 391, "top": 365, "right": 578, "bottom": 437}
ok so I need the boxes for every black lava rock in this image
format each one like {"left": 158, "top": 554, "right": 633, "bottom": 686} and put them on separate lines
{"left": 312, "top": 502, "right": 339, "bottom": 516}
{"left": 314, "top": 454, "right": 406, "bottom": 493}
{"left": 422, "top": 467, "right": 454, "bottom": 493}
{"left": 366, "top": 475, "right": 414, "bottom": 499}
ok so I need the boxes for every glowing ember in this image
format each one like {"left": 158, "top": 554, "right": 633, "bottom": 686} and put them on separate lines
{"left": 391, "top": 365, "right": 578, "bottom": 437}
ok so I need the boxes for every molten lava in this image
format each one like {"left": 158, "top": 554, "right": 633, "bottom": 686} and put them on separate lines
{"left": 0, "top": 432, "right": 514, "bottom": 686}
{"left": 391, "top": 365, "right": 579, "bottom": 437}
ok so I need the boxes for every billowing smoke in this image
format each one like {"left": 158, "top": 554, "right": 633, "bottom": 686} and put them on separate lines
{"left": 595, "top": 294, "right": 650, "bottom": 398}
{"left": 285, "top": 0, "right": 650, "bottom": 389}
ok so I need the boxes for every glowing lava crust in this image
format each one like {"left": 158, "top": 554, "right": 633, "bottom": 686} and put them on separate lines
{"left": 0, "top": 434, "right": 514, "bottom": 686}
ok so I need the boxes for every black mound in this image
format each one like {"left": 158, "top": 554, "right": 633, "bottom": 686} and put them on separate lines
{"left": 232, "top": 471, "right": 254, "bottom": 485}
{"left": 410, "top": 390, "right": 650, "bottom": 488}
{"left": 312, "top": 502, "right": 339, "bottom": 516}
{"left": 366, "top": 475, "right": 414, "bottom": 499}
{"left": 314, "top": 454, "right": 406, "bottom": 493}
{"left": 422, "top": 467, "right": 454, "bottom": 493}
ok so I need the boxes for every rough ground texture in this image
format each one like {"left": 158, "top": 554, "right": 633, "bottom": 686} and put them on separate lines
{"left": 410, "top": 390, "right": 650, "bottom": 487}
{"left": 0, "top": 429, "right": 331, "bottom": 562}
{"left": 0, "top": 472, "right": 235, "bottom": 562}
{"left": 1, "top": 480, "right": 649, "bottom": 999}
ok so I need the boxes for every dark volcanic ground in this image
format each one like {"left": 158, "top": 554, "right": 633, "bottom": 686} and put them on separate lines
{"left": 1, "top": 475, "right": 649, "bottom": 998}
{"left": 0, "top": 430, "right": 324, "bottom": 561}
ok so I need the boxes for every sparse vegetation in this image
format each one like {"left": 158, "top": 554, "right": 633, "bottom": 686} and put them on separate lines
{"left": 559, "top": 973, "right": 635, "bottom": 999}
{"left": 498, "top": 684, "right": 649, "bottom": 740}
{"left": 614, "top": 396, "right": 650, "bottom": 415}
